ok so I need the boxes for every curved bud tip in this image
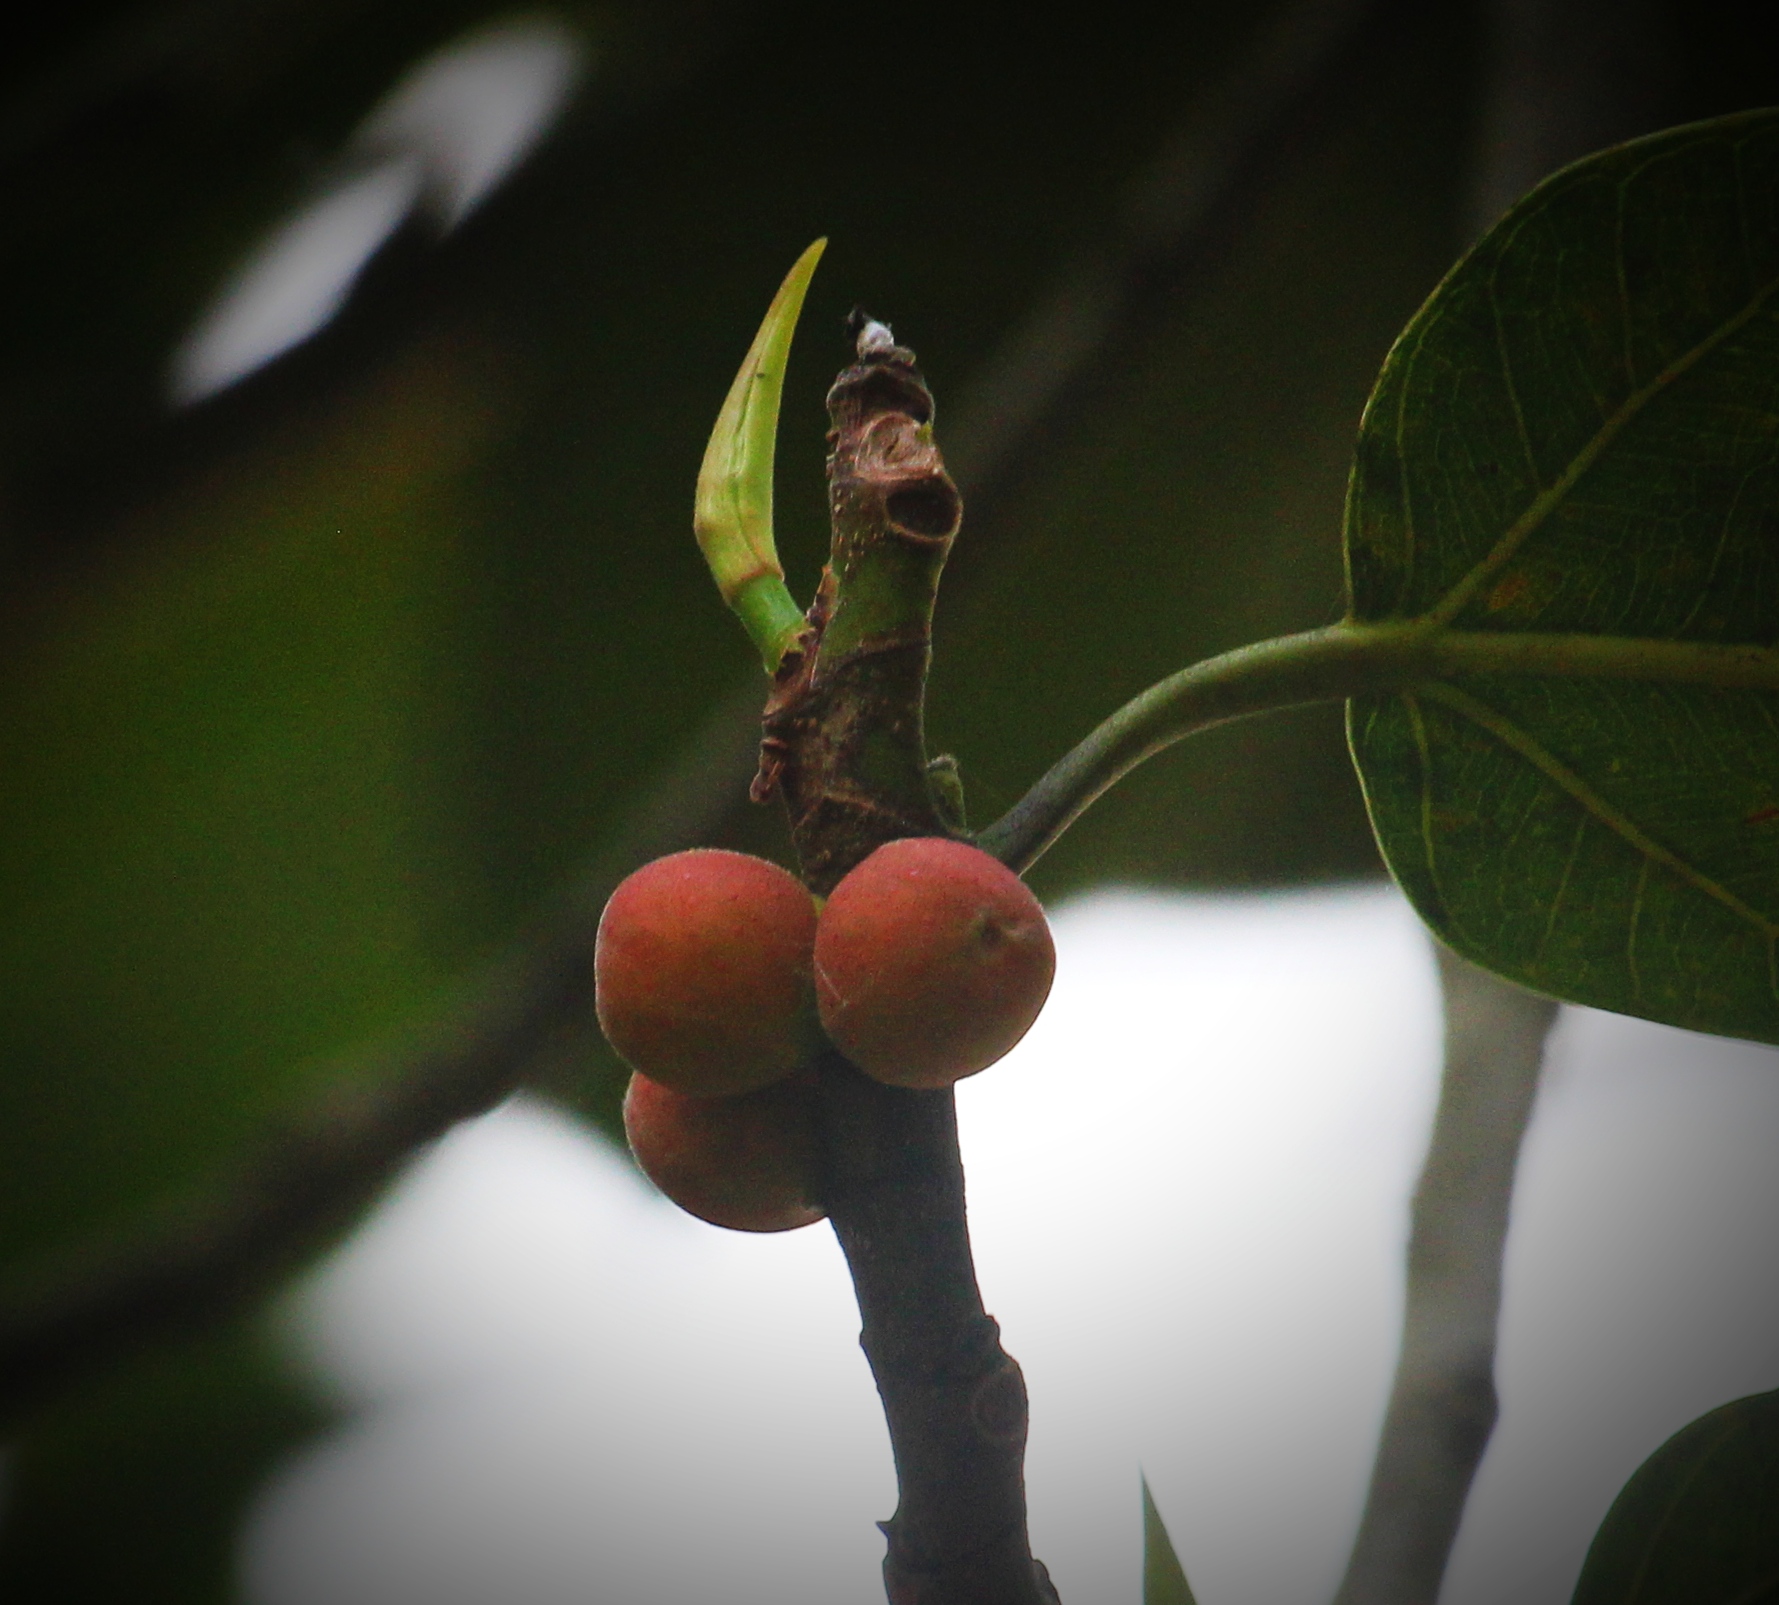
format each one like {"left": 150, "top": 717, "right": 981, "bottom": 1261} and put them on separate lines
{"left": 695, "top": 238, "right": 826, "bottom": 670}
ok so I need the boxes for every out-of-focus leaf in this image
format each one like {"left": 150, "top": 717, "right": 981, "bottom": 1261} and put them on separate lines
{"left": 1570, "top": 1388, "right": 1779, "bottom": 1605}
{"left": 0, "top": 1319, "right": 330, "bottom": 1605}
{"left": 0, "top": 335, "right": 503, "bottom": 1267}
{"left": 1347, "top": 109, "right": 1779, "bottom": 1043}
{"left": 1142, "top": 1474, "right": 1199, "bottom": 1605}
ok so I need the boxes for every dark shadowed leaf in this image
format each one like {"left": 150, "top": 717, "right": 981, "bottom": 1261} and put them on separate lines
{"left": 1570, "top": 1388, "right": 1779, "bottom": 1605}
{"left": 1348, "top": 109, "right": 1779, "bottom": 1043}
{"left": 0, "top": 1320, "right": 329, "bottom": 1605}
{"left": 1142, "top": 1474, "right": 1199, "bottom": 1605}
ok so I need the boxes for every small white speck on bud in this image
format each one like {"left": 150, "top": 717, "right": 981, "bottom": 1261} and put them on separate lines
{"left": 857, "top": 318, "right": 897, "bottom": 358}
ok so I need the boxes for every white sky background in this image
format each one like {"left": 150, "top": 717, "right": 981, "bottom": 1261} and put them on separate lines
{"left": 239, "top": 885, "right": 1779, "bottom": 1605}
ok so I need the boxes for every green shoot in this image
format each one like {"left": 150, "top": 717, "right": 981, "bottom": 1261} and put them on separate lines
{"left": 693, "top": 237, "right": 826, "bottom": 671}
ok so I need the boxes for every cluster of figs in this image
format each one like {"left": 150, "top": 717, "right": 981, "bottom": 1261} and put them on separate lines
{"left": 596, "top": 837, "right": 1056, "bottom": 1231}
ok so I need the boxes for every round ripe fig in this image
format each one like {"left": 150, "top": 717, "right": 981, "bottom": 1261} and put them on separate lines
{"left": 622, "top": 1072, "right": 825, "bottom": 1232}
{"left": 595, "top": 848, "right": 817, "bottom": 1098}
{"left": 814, "top": 837, "right": 1055, "bottom": 1089}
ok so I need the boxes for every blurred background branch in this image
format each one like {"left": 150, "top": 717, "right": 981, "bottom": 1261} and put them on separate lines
{"left": 1332, "top": 944, "right": 1558, "bottom": 1605}
{"left": 1333, "top": 3, "right": 1676, "bottom": 1598}
{"left": 0, "top": 673, "right": 765, "bottom": 1426}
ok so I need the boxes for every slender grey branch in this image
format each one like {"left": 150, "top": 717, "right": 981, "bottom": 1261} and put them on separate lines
{"left": 1332, "top": 6, "right": 1675, "bottom": 1598}
{"left": 1330, "top": 944, "right": 1558, "bottom": 1605}
{"left": 1465, "top": 0, "right": 1673, "bottom": 241}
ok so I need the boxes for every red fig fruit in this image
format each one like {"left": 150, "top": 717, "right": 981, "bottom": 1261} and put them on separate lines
{"left": 623, "top": 1071, "right": 824, "bottom": 1232}
{"left": 596, "top": 848, "right": 816, "bottom": 1097}
{"left": 814, "top": 837, "right": 1055, "bottom": 1089}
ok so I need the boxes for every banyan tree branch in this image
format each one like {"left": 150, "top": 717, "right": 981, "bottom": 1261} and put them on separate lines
{"left": 762, "top": 323, "right": 1056, "bottom": 1605}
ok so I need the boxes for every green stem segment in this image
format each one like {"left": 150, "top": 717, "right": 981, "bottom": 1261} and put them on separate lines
{"left": 728, "top": 572, "right": 810, "bottom": 669}
{"left": 755, "top": 318, "right": 963, "bottom": 893}
{"left": 974, "top": 621, "right": 1779, "bottom": 874}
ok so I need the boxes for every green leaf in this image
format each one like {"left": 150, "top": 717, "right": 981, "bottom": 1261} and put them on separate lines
{"left": 693, "top": 238, "right": 826, "bottom": 670}
{"left": 1570, "top": 1389, "right": 1779, "bottom": 1605}
{"left": 1346, "top": 108, "right": 1779, "bottom": 1043}
{"left": 1142, "top": 1474, "right": 1199, "bottom": 1605}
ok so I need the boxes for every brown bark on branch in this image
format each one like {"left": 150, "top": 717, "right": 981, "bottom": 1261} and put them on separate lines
{"left": 754, "top": 320, "right": 961, "bottom": 891}
{"left": 762, "top": 325, "right": 1057, "bottom": 1605}
{"left": 820, "top": 1050, "right": 1054, "bottom": 1605}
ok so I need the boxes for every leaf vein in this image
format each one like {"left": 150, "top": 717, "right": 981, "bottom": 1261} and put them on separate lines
{"left": 1404, "top": 692, "right": 1448, "bottom": 925}
{"left": 1426, "top": 267, "right": 1779, "bottom": 628}
{"left": 1489, "top": 254, "right": 1542, "bottom": 489}
{"left": 1628, "top": 857, "right": 1650, "bottom": 1003}
{"left": 1682, "top": 429, "right": 1779, "bottom": 635}
{"left": 1394, "top": 319, "right": 1427, "bottom": 610}
{"left": 1422, "top": 682, "right": 1779, "bottom": 940}
{"left": 1538, "top": 812, "right": 1590, "bottom": 966}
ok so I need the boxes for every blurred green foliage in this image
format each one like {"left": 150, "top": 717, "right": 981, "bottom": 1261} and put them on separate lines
{"left": 2, "top": 0, "right": 1777, "bottom": 1598}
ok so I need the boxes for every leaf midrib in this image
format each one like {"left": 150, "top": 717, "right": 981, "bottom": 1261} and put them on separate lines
{"left": 1376, "top": 197, "right": 1779, "bottom": 955}
{"left": 1418, "top": 261, "right": 1779, "bottom": 630}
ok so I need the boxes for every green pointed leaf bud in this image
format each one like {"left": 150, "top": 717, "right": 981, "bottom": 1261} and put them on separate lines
{"left": 694, "top": 237, "right": 825, "bottom": 670}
